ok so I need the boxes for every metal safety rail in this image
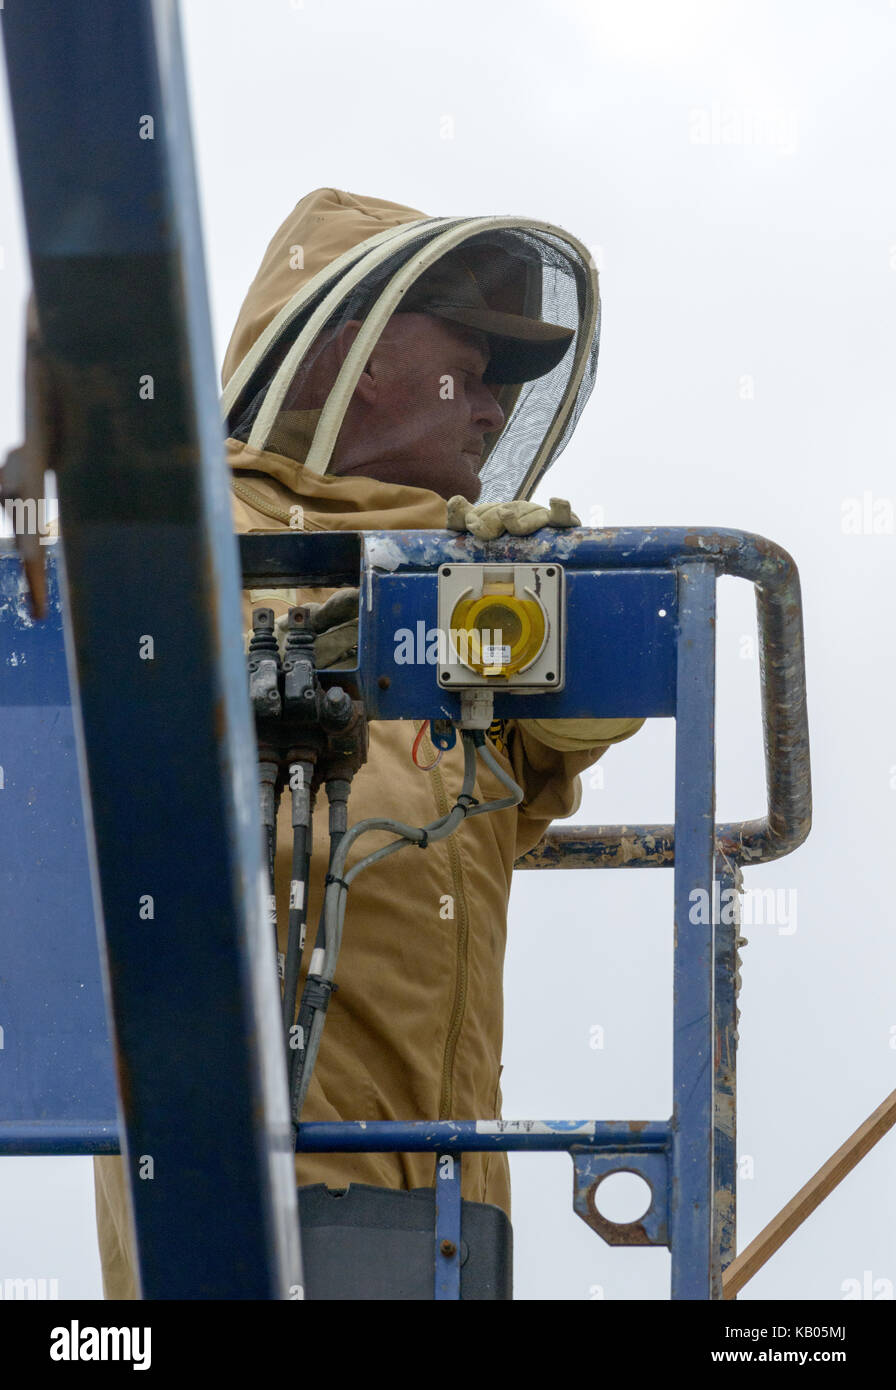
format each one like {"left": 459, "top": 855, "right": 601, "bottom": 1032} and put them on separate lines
{"left": 0, "top": 524, "right": 810, "bottom": 1299}
{"left": 239, "top": 525, "right": 811, "bottom": 1299}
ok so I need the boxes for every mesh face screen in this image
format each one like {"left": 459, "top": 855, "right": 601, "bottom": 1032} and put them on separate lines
{"left": 227, "top": 223, "right": 599, "bottom": 503}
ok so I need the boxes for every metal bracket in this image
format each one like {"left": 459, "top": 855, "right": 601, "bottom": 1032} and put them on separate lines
{"left": 572, "top": 1149, "right": 670, "bottom": 1247}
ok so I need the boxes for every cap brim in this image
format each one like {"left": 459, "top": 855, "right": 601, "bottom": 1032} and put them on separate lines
{"left": 424, "top": 304, "right": 575, "bottom": 384}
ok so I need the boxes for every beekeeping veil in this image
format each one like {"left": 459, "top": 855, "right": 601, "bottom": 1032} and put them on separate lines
{"left": 221, "top": 190, "right": 600, "bottom": 504}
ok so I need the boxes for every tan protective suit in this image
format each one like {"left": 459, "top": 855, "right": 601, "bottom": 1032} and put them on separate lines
{"left": 94, "top": 189, "right": 642, "bottom": 1298}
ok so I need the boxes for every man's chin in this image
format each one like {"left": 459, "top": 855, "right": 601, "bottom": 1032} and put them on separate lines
{"left": 454, "top": 455, "right": 482, "bottom": 502}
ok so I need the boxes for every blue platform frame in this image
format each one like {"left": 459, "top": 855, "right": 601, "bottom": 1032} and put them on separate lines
{"left": 1, "top": 523, "right": 810, "bottom": 1299}
{"left": 0, "top": 0, "right": 811, "bottom": 1300}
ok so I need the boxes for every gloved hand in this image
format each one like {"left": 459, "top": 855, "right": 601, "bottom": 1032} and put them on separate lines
{"left": 275, "top": 586, "right": 360, "bottom": 669}
{"left": 520, "top": 716, "right": 646, "bottom": 752}
{"left": 446, "top": 495, "right": 580, "bottom": 541}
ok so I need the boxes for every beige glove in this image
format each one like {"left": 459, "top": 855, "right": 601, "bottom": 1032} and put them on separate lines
{"left": 446, "top": 495, "right": 580, "bottom": 541}
{"left": 246, "top": 588, "right": 359, "bottom": 667}
{"left": 520, "top": 716, "right": 646, "bottom": 752}
{"left": 275, "top": 587, "right": 359, "bottom": 669}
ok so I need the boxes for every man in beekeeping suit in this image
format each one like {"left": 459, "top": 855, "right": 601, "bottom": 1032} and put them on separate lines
{"left": 93, "top": 188, "right": 644, "bottom": 1298}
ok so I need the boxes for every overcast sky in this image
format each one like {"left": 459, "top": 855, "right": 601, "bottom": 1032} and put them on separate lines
{"left": 1, "top": 0, "right": 894, "bottom": 1300}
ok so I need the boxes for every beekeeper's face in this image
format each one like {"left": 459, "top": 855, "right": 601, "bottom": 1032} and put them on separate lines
{"left": 328, "top": 314, "right": 505, "bottom": 501}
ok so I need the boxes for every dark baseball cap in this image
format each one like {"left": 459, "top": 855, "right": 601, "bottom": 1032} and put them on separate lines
{"left": 394, "top": 251, "right": 575, "bottom": 384}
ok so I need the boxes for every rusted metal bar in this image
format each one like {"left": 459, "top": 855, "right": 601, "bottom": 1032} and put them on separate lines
{"left": 511, "top": 526, "right": 811, "bottom": 869}
{"left": 714, "top": 855, "right": 740, "bottom": 1277}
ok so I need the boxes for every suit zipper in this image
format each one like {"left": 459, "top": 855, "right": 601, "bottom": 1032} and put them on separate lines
{"left": 235, "top": 488, "right": 471, "bottom": 1106}
{"left": 232, "top": 479, "right": 293, "bottom": 525}
{"left": 418, "top": 726, "right": 471, "bottom": 1121}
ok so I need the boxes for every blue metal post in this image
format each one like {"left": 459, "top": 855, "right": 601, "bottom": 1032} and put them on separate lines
{"left": 671, "top": 562, "right": 717, "bottom": 1298}
{"left": 2, "top": 1, "right": 301, "bottom": 1297}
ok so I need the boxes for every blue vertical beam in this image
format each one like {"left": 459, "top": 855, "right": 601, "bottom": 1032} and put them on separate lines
{"left": 671, "top": 562, "right": 717, "bottom": 1298}
{"left": 434, "top": 1153, "right": 463, "bottom": 1299}
{"left": 2, "top": 1, "right": 301, "bottom": 1297}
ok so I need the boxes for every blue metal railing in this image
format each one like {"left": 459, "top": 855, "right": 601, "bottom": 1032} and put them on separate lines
{"left": 233, "top": 526, "right": 811, "bottom": 1298}
{"left": 0, "top": 524, "right": 809, "bottom": 1298}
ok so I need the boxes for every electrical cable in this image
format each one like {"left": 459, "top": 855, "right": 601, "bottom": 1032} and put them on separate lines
{"left": 281, "top": 792, "right": 312, "bottom": 1043}
{"left": 412, "top": 718, "right": 443, "bottom": 770}
{"left": 290, "top": 730, "right": 524, "bottom": 1119}
{"left": 257, "top": 761, "right": 280, "bottom": 974}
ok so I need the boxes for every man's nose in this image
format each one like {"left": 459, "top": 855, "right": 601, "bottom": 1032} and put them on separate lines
{"left": 471, "top": 382, "right": 505, "bottom": 434}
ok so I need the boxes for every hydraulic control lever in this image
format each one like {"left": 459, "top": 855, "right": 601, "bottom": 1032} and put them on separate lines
{"left": 247, "top": 603, "right": 369, "bottom": 1081}
{"left": 281, "top": 605, "right": 368, "bottom": 788}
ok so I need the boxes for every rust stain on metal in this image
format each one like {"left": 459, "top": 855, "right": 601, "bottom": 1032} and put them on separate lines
{"left": 582, "top": 1182, "right": 654, "bottom": 1247}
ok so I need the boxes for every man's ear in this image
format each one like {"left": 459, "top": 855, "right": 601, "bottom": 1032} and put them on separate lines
{"left": 334, "top": 319, "right": 377, "bottom": 406}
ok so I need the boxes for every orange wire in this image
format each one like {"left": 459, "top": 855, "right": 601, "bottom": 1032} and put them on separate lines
{"left": 412, "top": 719, "right": 443, "bottom": 770}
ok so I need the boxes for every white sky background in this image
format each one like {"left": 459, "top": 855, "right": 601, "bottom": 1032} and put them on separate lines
{"left": 1, "top": 0, "right": 894, "bottom": 1300}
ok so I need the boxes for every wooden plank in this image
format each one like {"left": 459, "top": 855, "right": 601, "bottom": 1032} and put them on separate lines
{"left": 723, "top": 1087, "right": 896, "bottom": 1298}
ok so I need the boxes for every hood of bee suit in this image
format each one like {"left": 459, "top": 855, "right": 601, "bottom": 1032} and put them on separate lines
{"left": 221, "top": 187, "right": 601, "bottom": 505}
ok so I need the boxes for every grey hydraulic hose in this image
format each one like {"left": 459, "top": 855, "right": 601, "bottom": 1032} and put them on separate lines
{"left": 290, "top": 732, "right": 524, "bottom": 1119}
